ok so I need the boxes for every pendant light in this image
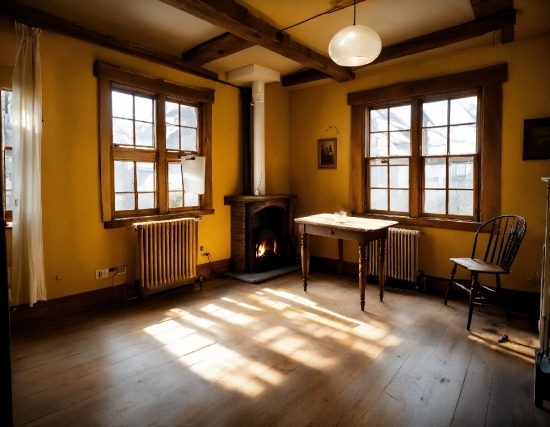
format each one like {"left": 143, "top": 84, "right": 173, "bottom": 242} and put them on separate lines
{"left": 328, "top": 0, "right": 382, "bottom": 67}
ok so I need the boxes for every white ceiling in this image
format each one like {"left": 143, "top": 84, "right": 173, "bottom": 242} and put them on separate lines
{"left": 10, "top": 0, "right": 550, "bottom": 85}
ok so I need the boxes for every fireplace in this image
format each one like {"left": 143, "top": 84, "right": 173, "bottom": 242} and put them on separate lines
{"left": 224, "top": 195, "right": 297, "bottom": 273}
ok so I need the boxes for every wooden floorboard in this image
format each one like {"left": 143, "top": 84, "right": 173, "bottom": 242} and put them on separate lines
{"left": 10, "top": 271, "right": 550, "bottom": 427}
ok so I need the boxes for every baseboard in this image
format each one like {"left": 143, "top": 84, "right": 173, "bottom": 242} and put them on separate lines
{"left": 10, "top": 258, "right": 232, "bottom": 325}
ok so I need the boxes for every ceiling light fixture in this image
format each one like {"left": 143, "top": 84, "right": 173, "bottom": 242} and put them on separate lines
{"left": 328, "top": 0, "right": 382, "bottom": 67}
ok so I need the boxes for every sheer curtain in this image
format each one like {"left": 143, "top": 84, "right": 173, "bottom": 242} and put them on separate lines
{"left": 11, "top": 22, "right": 46, "bottom": 307}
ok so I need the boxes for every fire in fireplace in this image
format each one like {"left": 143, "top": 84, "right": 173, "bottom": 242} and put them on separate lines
{"left": 256, "top": 229, "right": 278, "bottom": 260}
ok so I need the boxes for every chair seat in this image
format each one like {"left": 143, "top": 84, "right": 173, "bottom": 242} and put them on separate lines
{"left": 450, "top": 258, "right": 510, "bottom": 275}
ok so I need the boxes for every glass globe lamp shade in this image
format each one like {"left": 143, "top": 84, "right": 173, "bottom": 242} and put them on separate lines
{"left": 328, "top": 25, "right": 382, "bottom": 67}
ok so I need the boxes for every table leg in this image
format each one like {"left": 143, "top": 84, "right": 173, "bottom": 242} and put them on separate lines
{"left": 337, "top": 239, "right": 343, "bottom": 275}
{"left": 358, "top": 245, "right": 367, "bottom": 311}
{"left": 379, "top": 234, "right": 387, "bottom": 302}
{"left": 301, "top": 233, "right": 309, "bottom": 291}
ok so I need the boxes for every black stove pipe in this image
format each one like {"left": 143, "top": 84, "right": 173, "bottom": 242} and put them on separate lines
{"left": 240, "top": 87, "right": 252, "bottom": 195}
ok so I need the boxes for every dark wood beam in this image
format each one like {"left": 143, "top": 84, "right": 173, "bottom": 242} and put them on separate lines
{"left": 470, "top": 0, "right": 513, "bottom": 18}
{"left": 371, "top": 9, "right": 515, "bottom": 65}
{"left": 181, "top": 32, "right": 254, "bottom": 65}
{"left": 470, "top": 0, "right": 514, "bottom": 43}
{"left": 281, "top": 69, "right": 331, "bottom": 87}
{"left": 0, "top": 0, "right": 218, "bottom": 82}
{"left": 160, "top": 0, "right": 354, "bottom": 83}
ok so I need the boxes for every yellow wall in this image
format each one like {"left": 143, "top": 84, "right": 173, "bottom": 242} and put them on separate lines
{"left": 289, "top": 32, "right": 550, "bottom": 292}
{"left": 1, "top": 13, "right": 549, "bottom": 300}
{"left": 0, "top": 17, "right": 291, "bottom": 301}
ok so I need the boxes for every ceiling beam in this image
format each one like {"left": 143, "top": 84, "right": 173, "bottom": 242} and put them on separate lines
{"left": 181, "top": 32, "right": 254, "bottom": 65}
{"left": 281, "top": 69, "right": 331, "bottom": 87}
{"left": 180, "top": 1, "right": 369, "bottom": 67}
{"left": 0, "top": 0, "right": 218, "bottom": 81}
{"left": 470, "top": 0, "right": 514, "bottom": 42}
{"left": 160, "top": 0, "right": 355, "bottom": 83}
{"left": 371, "top": 8, "right": 515, "bottom": 64}
{"left": 283, "top": 8, "right": 515, "bottom": 87}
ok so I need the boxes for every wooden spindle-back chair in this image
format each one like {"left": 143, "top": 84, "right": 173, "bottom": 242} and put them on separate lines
{"left": 444, "top": 215, "right": 527, "bottom": 330}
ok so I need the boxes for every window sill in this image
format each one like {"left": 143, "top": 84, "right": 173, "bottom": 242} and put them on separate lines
{"left": 352, "top": 213, "right": 482, "bottom": 232}
{"left": 104, "top": 208, "right": 215, "bottom": 229}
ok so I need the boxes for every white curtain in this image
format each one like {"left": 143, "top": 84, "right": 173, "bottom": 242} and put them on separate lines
{"left": 11, "top": 22, "right": 46, "bottom": 307}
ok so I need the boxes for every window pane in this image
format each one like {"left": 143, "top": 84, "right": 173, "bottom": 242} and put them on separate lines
{"left": 180, "top": 105, "right": 197, "bottom": 127}
{"left": 390, "top": 189, "right": 409, "bottom": 212}
{"left": 115, "top": 193, "right": 134, "bottom": 211}
{"left": 449, "top": 190, "right": 473, "bottom": 215}
{"left": 370, "top": 165, "right": 387, "bottom": 188}
{"left": 5, "top": 149, "right": 12, "bottom": 191}
{"left": 450, "top": 96, "right": 477, "bottom": 125}
{"left": 166, "top": 124, "right": 179, "bottom": 150}
{"left": 169, "top": 191, "right": 183, "bottom": 208}
{"left": 449, "top": 157, "right": 474, "bottom": 189}
{"left": 113, "top": 118, "right": 134, "bottom": 145}
{"left": 112, "top": 91, "right": 133, "bottom": 119}
{"left": 390, "top": 164, "right": 409, "bottom": 188}
{"left": 136, "top": 162, "right": 155, "bottom": 191}
{"left": 2, "top": 90, "right": 13, "bottom": 146}
{"left": 181, "top": 128, "right": 197, "bottom": 151}
{"left": 370, "top": 132, "right": 388, "bottom": 157}
{"left": 166, "top": 101, "right": 179, "bottom": 125}
{"left": 184, "top": 192, "right": 199, "bottom": 207}
{"left": 389, "top": 131, "right": 410, "bottom": 156}
{"left": 449, "top": 124, "right": 476, "bottom": 154}
{"left": 422, "top": 127, "right": 447, "bottom": 156}
{"left": 370, "top": 109, "right": 387, "bottom": 132}
{"left": 370, "top": 189, "right": 387, "bottom": 210}
{"left": 114, "top": 161, "right": 134, "bottom": 192}
{"left": 168, "top": 163, "right": 183, "bottom": 190}
{"left": 389, "top": 105, "right": 410, "bottom": 130}
{"left": 424, "top": 157, "right": 446, "bottom": 189}
{"left": 424, "top": 189, "right": 446, "bottom": 214}
{"left": 5, "top": 191, "right": 12, "bottom": 211}
{"left": 135, "top": 121, "right": 153, "bottom": 147}
{"left": 138, "top": 192, "right": 155, "bottom": 209}
{"left": 423, "top": 100, "right": 448, "bottom": 127}
{"left": 135, "top": 96, "right": 153, "bottom": 122}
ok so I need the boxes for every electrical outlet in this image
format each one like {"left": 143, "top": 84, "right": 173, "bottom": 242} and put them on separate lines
{"left": 95, "top": 269, "right": 109, "bottom": 279}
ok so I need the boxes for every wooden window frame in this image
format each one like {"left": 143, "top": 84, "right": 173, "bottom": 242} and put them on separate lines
{"left": 95, "top": 62, "right": 215, "bottom": 229}
{"left": 348, "top": 64, "right": 506, "bottom": 232}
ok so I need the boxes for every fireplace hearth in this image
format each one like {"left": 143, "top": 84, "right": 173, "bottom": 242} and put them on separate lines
{"left": 224, "top": 195, "right": 297, "bottom": 273}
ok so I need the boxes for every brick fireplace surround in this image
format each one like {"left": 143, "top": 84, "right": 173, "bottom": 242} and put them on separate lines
{"left": 224, "top": 195, "right": 297, "bottom": 273}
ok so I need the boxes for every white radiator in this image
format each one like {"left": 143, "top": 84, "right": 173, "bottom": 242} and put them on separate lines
{"left": 367, "top": 227, "right": 420, "bottom": 284}
{"left": 135, "top": 218, "right": 199, "bottom": 295}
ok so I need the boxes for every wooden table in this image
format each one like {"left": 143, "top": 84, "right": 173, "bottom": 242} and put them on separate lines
{"left": 295, "top": 214, "right": 398, "bottom": 310}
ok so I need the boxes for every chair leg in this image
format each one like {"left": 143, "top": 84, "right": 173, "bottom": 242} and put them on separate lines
{"left": 444, "top": 263, "right": 458, "bottom": 305}
{"left": 467, "top": 272, "right": 479, "bottom": 330}
{"left": 495, "top": 274, "right": 511, "bottom": 321}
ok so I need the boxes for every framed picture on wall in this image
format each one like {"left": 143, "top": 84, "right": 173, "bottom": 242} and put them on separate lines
{"left": 318, "top": 138, "right": 337, "bottom": 169}
{"left": 523, "top": 117, "right": 550, "bottom": 160}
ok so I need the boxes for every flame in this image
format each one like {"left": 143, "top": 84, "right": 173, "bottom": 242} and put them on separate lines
{"left": 256, "top": 239, "right": 277, "bottom": 259}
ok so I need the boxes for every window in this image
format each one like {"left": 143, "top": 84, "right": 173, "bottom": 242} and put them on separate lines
{"left": 95, "top": 62, "right": 214, "bottom": 228}
{"left": 349, "top": 64, "right": 507, "bottom": 231}
{"left": 421, "top": 95, "right": 477, "bottom": 218}
{"left": 368, "top": 104, "right": 411, "bottom": 214}
{"left": 366, "top": 93, "right": 479, "bottom": 219}
{"left": 1, "top": 89, "right": 12, "bottom": 221}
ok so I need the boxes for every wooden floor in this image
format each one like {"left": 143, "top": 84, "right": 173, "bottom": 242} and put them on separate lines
{"left": 10, "top": 271, "right": 550, "bottom": 426}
